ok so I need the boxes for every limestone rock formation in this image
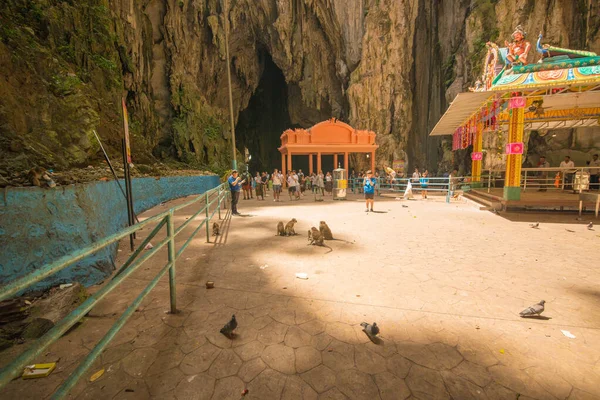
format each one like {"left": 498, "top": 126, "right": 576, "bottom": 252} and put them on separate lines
{"left": 1, "top": 0, "right": 599, "bottom": 176}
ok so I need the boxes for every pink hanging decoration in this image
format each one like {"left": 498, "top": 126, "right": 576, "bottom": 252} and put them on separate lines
{"left": 509, "top": 96, "right": 526, "bottom": 109}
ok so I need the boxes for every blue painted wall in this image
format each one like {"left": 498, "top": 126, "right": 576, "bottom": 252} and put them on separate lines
{"left": 0, "top": 175, "right": 220, "bottom": 293}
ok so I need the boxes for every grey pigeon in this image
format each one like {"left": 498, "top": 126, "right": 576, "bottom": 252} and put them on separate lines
{"left": 588, "top": 222, "right": 593, "bottom": 230}
{"left": 360, "top": 322, "right": 380, "bottom": 336}
{"left": 402, "top": 205, "right": 409, "bottom": 208}
{"left": 220, "top": 314, "right": 237, "bottom": 336}
{"left": 519, "top": 300, "right": 545, "bottom": 317}
{"left": 529, "top": 222, "right": 539, "bottom": 229}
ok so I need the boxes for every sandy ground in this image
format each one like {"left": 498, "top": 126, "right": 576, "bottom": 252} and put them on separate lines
{"left": 2, "top": 190, "right": 599, "bottom": 399}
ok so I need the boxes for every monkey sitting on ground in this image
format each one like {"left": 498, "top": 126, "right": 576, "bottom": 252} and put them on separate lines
{"left": 276, "top": 221, "right": 286, "bottom": 236}
{"left": 319, "top": 221, "right": 333, "bottom": 240}
{"left": 308, "top": 227, "right": 323, "bottom": 246}
{"left": 308, "top": 226, "right": 332, "bottom": 253}
{"left": 212, "top": 222, "right": 220, "bottom": 236}
{"left": 319, "top": 221, "right": 353, "bottom": 243}
{"left": 284, "top": 218, "right": 298, "bottom": 236}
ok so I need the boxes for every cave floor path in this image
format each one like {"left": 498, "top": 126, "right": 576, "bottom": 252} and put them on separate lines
{"left": 3, "top": 191, "right": 600, "bottom": 399}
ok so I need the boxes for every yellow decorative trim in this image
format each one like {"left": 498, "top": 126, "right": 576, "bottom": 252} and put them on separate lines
{"left": 505, "top": 107, "right": 524, "bottom": 187}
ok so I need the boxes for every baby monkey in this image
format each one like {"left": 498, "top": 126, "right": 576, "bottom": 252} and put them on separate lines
{"left": 212, "top": 222, "right": 220, "bottom": 236}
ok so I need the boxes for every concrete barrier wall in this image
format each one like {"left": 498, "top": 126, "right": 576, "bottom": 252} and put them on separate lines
{"left": 0, "top": 175, "right": 220, "bottom": 293}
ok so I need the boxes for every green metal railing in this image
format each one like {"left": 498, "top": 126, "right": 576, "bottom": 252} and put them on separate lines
{"left": 0, "top": 183, "right": 230, "bottom": 398}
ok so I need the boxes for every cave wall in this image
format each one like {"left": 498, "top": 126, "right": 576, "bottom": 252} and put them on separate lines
{"left": 1, "top": 0, "right": 599, "bottom": 176}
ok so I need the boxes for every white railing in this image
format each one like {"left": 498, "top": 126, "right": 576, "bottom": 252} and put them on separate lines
{"left": 482, "top": 167, "right": 599, "bottom": 193}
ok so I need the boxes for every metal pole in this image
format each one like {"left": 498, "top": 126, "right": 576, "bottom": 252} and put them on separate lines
{"left": 205, "top": 192, "right": 210, "bottom": 242}
{"left": 122, "top": 139, "right": 135, "bottom": 251}
{"left": 523, "top": 170, "right": 527, "bottom": 191}
{"left": 224, "top": 0, "right": 237, "bottom": 170}
{"left": 93, "top": 130, "right": 127, "bottom": 200}
{"left": 167, "top": 210, "right": 177, "bottom": 314}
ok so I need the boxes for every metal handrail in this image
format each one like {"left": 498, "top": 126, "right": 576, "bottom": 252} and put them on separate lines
{"left": 0, "top": 182, "right": 230, "bottom": 397}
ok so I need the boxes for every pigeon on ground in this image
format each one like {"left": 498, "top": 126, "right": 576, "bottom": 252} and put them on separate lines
{"left": 519, "top": 300, "right": 545, "bottom": 317}
{"left": 360, "top": 322, "right": 380, "bottom": 336}
{"left": 402, "top": 205, "right": 409, "bottom": 208}
{"left": 220, "top": 314, "right": 237, "bottom": 336}
{"left": 588, "top": 222, "right": 593, "bottom": 230}
{"left": 529, "top": 222, "right": 539, "bottom": 228}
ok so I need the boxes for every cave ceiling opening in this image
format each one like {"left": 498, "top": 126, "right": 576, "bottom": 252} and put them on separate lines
{"left": 236, "top": 51, "right": 296, "bottom": 173}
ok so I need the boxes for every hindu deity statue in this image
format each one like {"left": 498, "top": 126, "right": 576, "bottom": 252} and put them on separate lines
{"left": 504, "top": 25, "right": 531, "bottom": 65}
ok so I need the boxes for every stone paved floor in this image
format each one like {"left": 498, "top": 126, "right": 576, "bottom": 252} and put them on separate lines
{"left": 2, "top": 192, "right": 600, "bottom": 399}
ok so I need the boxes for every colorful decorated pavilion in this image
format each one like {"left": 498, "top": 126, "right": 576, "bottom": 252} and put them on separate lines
{"left": 279, "top": 119, "right": 378, "bottom": 175}
{"left": 430, "top": 29, "right": 600, "bottom": 200}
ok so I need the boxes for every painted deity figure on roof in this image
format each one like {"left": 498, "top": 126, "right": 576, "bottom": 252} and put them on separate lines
{"left": 505, "top": 25, "right": 531, "bottom": 65}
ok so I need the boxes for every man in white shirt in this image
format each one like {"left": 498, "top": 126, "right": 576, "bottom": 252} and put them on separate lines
{"left": 287, "top": 172, "right": 296, "bottom": 200}
{"left": 559, "top": 156, "right": 575, "bottom": 190}
{"left": 293, "top": 170, "right": 301, "bottom": 199}
{"left": 589, "top": 154, "right": 600, "bottom": 190}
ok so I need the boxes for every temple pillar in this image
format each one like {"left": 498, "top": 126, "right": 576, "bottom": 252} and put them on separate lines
{"left": 334, "top": 154, "right": 338, "bottom": 169}
{"left": 471, "top": 122, "right": 483, "bottom": 187}
{"left": 281, "top": 152, "right": 286, "bottom": 172}
{"left": 309, "top": 154, "right": 313, "bottom": 175}
{"left": 370, "top": 151, "right": 375, "bottom": 172}
{"left": 317, "top": 152, "right": 322, "bottom": 173}
{"left": 344, "top": 152, "right": 349, "bottom": 175}
{"left": 287, "top": 151, "right": 293, "bottom": 173}
{"left": 504, "top": 97, "right": 525, "bottom": 200}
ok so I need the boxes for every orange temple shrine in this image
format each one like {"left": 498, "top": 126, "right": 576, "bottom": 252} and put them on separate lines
{"left": 278, "top": 119, "right": 378, "bottom": 175}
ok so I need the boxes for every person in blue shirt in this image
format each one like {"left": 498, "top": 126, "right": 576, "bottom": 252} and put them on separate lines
{"left": 419, "top": 170, "right": 430, "bottom": 199}
{"left": 227, "top": 170, "right": 244, "bottom": 215}
{"left": 363, "top": 170, "right": 376, "bottom": 212}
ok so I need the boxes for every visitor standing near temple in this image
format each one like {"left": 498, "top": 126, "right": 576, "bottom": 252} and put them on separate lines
{"left": 228, "top": 170, "right": 243, "bottom": 216}
{"left": 420, "top": 170, "right": 429, "bottom": 199}
{"left": 560, "top": 156, "right": 575, "bottom": 190}
{"left": 287, "top": 172, "right": 297, "bottom": 200}
{"left": 261, "top": 172, "right": 268, "bottom": 198}
{"left": 325, "top": 172, "right": 333, "bottom": 195}
{"left": 589, "top": 154, "right": 600, "bottom": 190}
{"left": 363, "top": 170, "right": 376, "bottom": 212}
{"left": 293, "top": 170, "right": 301, "bottom": 199}
{"left": 255, "top": 172, "right": 264, "bottom": 200}
{"left": 316, "top": 171, "right": 325, "bottom": 195}
{"left": 242, "top": 170, "right": 252, "bottom": 200}
{"left": 412, "top": 168, "right": 421, "bottom": 183}
{"left": 272, "top": 169, "right": 283, "bottom": 201}
{"left": 537, "top": 156, "right": 550, "bottom": 191}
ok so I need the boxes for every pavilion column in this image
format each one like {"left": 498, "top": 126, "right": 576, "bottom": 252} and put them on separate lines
{"left": 334, "top": 154, "right": 338, "bottom": 169}
{"left": 317, "top": 152, "right": 322, "bottom": 173}
{"left": 344, "top": 152, "right": 349, "bottom": 175}
{"left": 471, "top": 122, "right": 483, "bottom": 187}
{"left": 504, "top": 96, "right": 526, "bottom": 200}
{"left": 370, "top": 151, "right": 375, "bottom": 172}
{"left": 287, "top": 151, "right": 293, "bottom": 173}
{"left": 281, "top": 152, "right": 286, "bottom": 176}
{"left": 309, "top": 154, "right": 314, "bottom": 175}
